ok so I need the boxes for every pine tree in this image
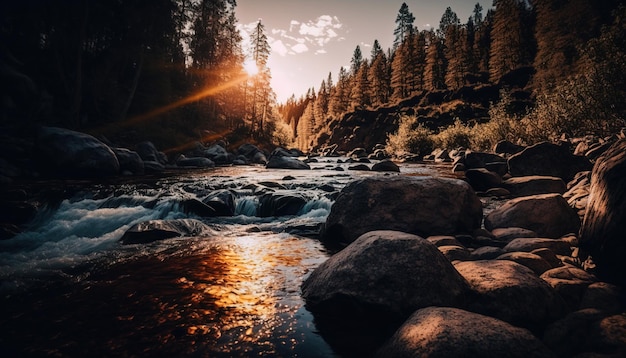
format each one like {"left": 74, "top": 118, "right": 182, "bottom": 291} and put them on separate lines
{"left": 350, "top": 45, "right": 364, "bottom": 74}
{"left": 329, "top": 66, "right": 349, "bottom": 116}
{"left": 489, "top": 0, "right": 534, "bottom": 83}
{"left": 369, "top": 50, "right": 391, "bottom": 107}
{"left": 371, "top": 39, "right": 384, "bottom": 61}
{"left": 351, "top": 60, "right": 371, "bottom": 109}
{"left": 249, "top": 19, "right": 274, "bottom": 135}
{"left": 424, "top": 31, "right": 447, "bottom": 90}
{"left": 393, "top": 2, "right": 415, "bottom": 50}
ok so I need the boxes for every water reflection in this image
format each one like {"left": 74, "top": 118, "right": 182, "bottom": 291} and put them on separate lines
{"left": 0, "top": 233, "right": 333, "bottom": 357}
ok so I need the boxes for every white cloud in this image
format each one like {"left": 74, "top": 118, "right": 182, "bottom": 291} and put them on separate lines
{"left": 315, "top": 49, "right": 327, "bottom": 55}
{"left": 271, "top": 40, "right": 289, "bottom": 57}
{"left": 291, "top": 43, "right": 309, "bottom": 54}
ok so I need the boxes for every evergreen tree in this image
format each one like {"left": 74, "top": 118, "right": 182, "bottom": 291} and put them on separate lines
{"left": 439, "top": 6, "right": 460, "bottom": 36}
{"left": 350, "top": 45, "right": 364, "bottom": 74}
{"left": 369, "top": 50, "right": 391, "bottom": 107}
{"left": 424, "top": 31, "right": 447, "bottom": 90}
{"left": 489, "top": 0, "right": 534, "bottom": 83}
{"left": 249, "top": 19, "right": 274, "bottom": 135}
{"left": 351, "top": 60, "right": 371, "bottom": 109}
{"left": 393, "top": 2, "right": 415, "bottom": 49}
{"left": 329, "top": 66, "right": 349, "bottom": 116}
{"left": 371, "top": 39, "right": 384, "bottom": 61}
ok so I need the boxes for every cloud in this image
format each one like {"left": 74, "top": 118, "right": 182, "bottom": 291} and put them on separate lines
{"left": 240, "top": 16, "right": 344, "bottom": 58}
{"left": 271, "top": 40, "right": 289, "bottom": 57}
{"left": 291, "top": 43, "right": 309, "bottom": 54}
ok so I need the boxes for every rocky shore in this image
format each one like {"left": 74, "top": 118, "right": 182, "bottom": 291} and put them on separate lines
{"left": 2, "top": 125, "right": 626, "bottom": 357}
{"left": 302, "top": 137, "right": 626, "bottom": 357}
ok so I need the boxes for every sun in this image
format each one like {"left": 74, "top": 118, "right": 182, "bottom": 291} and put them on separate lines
{"left": 243, "top": 59, "right": 259, "bottom": 76}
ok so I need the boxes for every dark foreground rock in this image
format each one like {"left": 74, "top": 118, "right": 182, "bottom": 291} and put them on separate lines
{"left": 322, "top": 176, "right": 482, "bottom": 245}
{"left": 579, "top": 139, "right": 626, "bottom": 285}
{"left": 37, "top": 126, "right": 120, "bottom": 177}
{"left": 120, "top": 219, "right": 211, "bottom": 244}
{"left": 377, "top": 307, "right": 555, "bottom": 358}
{"left": 302, "top": 230, "right": 469, "bottom": 356}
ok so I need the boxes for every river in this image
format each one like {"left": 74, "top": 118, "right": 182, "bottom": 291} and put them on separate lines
{"left": 0, "top": 158, "right": 449, "bottom": 357}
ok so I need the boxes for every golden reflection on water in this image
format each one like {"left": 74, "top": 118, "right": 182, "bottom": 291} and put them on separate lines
{"left": 162, "top": 233, "right": 326, "bottom": 356}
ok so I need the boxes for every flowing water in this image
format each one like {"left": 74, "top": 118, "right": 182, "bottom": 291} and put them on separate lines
{"left": 0, "top": 158, "right": 448, "bottom": 357}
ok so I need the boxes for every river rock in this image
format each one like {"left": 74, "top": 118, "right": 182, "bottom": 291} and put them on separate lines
{"left": 471, "top": 246, "right": 505, "bottom": 260}
{"left": 426, "top": 235, "right": 463, "bottom": 247}
{"left": 579, "top": 139, "right": 626, "bottom": 285}
{"left": 347, "top": 148, "right": 367, "bottom": 159}
{"left": 502, "top": 176, "right": 566, "bottom": 197}
{"left": 176, "top": 155, "right": 215, "bottom": 168}
{"left": 120, "top": 219, "right": 211, "bottom": 244}
{"left": 258, "top": 193, "right": 306, "bottom": 217}
{"left": 136, "top": 141, "right": 167, "bottom": 164}
{"left": 322, "top": 176, "right": 483, "bottom": 245}
{"left": 465, "top": 168, "right": 502, "bottom": 192}
{"left": 540, "top": 266, "right": 597, "bottom": 311}
{"left": 37, "top": 126, "right": 120, "bottom": 178}
{"left": 454, "top": 260, "right": 565, "bottom": 328}
{"left": 112, "top": 147, "right": 144, "bottom": 175}
{"left": 491, "top": 227, "right": 538, "bottom": 242}
{"left": 266, "top": 149, "right": 310, "bottom": 170}
{"left": 497, "top": 251, "right": 552, "bottom": 275}
{"left": 302, "top": 231, "right": 469, "bottom": 354}
{"left": 507, "top": 141, "right": 592, "bottom": 181}
{"left": 464, "top": 151, "right": 507, "bottom": 169}
{"left": 580, "top": 282, "right": 624, "bottom": 313}
{"left": 142, "top": 160, "right": 164, "bottom": 173}
{"left": 204, "top": 144, "right": 232, "bottom": 164}
{"left": 504, "top": 238, "right": 573, "bottom": 256}
{"left": 371, "top": 160, "right": 400, "bottom": 172}
{"left": 202, "top": 190, "right": 236, "bottom": 216}
{"left": 438, "top": 245, "right": 471, "bottom": 261}
{"left": 376, "top": 307, "right": 554, "bottom": 358}
{"left": 484, "top": 194, "right": 580, "bottom": 239}
{"left": 543, "top": 309, "right": 626, "bottom": 357}
{"left": 494, "top": 140, "right": 524, "bottom": 155}
{"left": 348, "top": 164, "right": 370, "bottom": 171}
{"left": 237, "top": 143, "right": 267, "bottom": 164}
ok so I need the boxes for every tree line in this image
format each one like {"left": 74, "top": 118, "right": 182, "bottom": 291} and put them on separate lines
{"left": 281, "top": 0, "right": 624, "bottom": 151}
{"left": 0, "top": 0, "right": 277, "bottom": 149}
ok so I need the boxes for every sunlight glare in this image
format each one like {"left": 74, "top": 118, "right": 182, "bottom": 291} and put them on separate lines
{"left": 244, "top": 59, "right": 259, "bottom": 76}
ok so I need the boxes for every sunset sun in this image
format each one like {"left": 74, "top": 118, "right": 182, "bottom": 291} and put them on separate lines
{"left": 243, "top": 59, "right": 259, "bottom": 76}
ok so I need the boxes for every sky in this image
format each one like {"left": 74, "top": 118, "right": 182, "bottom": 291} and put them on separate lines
{"left": 236, "top": 0, "right": 492, "bottom": 103}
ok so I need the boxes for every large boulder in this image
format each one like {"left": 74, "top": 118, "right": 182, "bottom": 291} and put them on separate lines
{"left": 377, "top": 307, "right": 555, "bottom": 358}
{"left": 502, "top": 176, "right": 566, "bottom": 197}
{"left": 540, "top": 266, "right": 597, "bottom": 311}
{"left": 37, "top": 126, "right": 119, "bottom": 177}
{"left": 120, "top": 219, "right": 211, "bottom": 244}
{"left": 238, "top": 143, "right": 267, "bottom": 164}
{"left": 543, "top": 309, "right": 626, "bottom": 357}
{"left": 135, "top": 141, "right": 167, "bottom": 164}
{"left": 465, "top": 168, "right": 502, "bottom": 192}
{"left": 454, "top": 260, "right": 565, "bottom": 328}
{"left": 371, "top": 159, "right": 400, "bottom": 172}
{"left": 302, "top": 231, "right": 470, "bottom": 355}
{"left": 322, "top": 176, "right": 483, "bottom": 245}
{"left": 579, "top": 139, "right": 626, "bottom": 285}
{"left": 464, "top": 151, "right": 507, "bottom": 169}
{"left": 485, "top": 194, "right": 580, "bottom": 239}
{"left": 507, "top": 141, "right": 592, "bottom": 181}
{"left": 176, "top": 155, "right": 215, "bottom": 168}
{"left": 112, "top": 147, "right": 144, "bottom": 175}
{"left": 203, "top": 144, "right": 232, "bottom": 164}
{"left": 265, "top": 148, "right": 310, "bottom": 169}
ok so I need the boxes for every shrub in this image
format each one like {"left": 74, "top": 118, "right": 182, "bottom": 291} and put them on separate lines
{"left": 386, "top": 115, "right": 434, "bottom": 157}
{"left": 433, "top": 119, "right": 472, "bottom": 150}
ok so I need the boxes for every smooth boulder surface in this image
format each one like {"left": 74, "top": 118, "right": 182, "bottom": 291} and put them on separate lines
{"left": 540, "top": 266, "right": 597, "bottom": 311}
{"left": 579, "top": 139, "right": 626, "bottom": 285}
{"left": 301, "top": 231, "right": 469, "bottom": 354}
{"left": 37, "top": 126, "right": 120, "bottom": 177}
{"left": 371, "top": 159, "right": 400, "bottom": 172}
{"left": 112, "top": 147, "right": 144, "bottom": 175}
{"left": 120, "top": 219, "right": 212, "bottom": 244}
{"left": 258, "top": 192, "right": 306, "bottom": 217}
{"left": 503, "top": 238, "right": 573, "bottom": 256}
{"left": 485, "top": 194, "right": 580, "bottom": 239}
{"left": 508, "top": 141, "right": 592, "bottom": 181}
{"left": 502, "top": 176, "right": 566, "bottom": 197}
{"left": 323, "top": 176, "right": 482, "bottom": 245}
{"left": 464, "top": 151, "right": 507, "bottom": 169}
{"left": 465, "top": 168, "right": 502, "bottom": 192}
{"left": 377, "top": 307, "right": 555, "bottom": 358}
{"left": 454, "top": 260, "right": 565, "bottom": 328}
{"left": 265, "top": 148, "right": 310, "bottom": 169}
